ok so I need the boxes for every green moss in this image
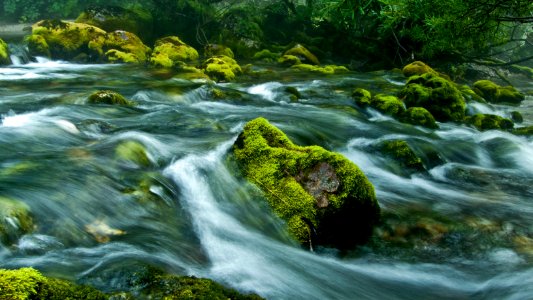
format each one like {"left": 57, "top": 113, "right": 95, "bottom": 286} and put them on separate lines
{"left": 379, "top": 140, "right": 425, "bottom": 172}
{"left": 290, "top": 64, "right": 348, "bottom": 75}
{"left": 402, "top": 61, "right": 435, "bottom": 77}
{"left": 399, "top": 73, "right": 466, "bottom": 122}
{"left": 278, "top": 54, "right": 301, "bottom": 67}
{"left": 284, "top": 44, "right": 319, "bottom": 65}
{"left": 370, "top": 94, "right": 406, "bottom": 117}
{"left": 399, "top": 107, "right": 439, "bottom": 129}
{"left": 459, "top": 85, "right": 486, "bottom": 103}
{"left": 233, "top": 117, "right": 380, "bottom": 248}
{"left": 90, "top": 30, "right": 151, "bottom": 63}
{"left": 115, "top": 141, "right": 151, "bottom": 167}
{"left": 473, "top": 80, "right": 525, "bottom": 104}
{"left": 510, "top": 64, "right": 533, "bottom": 79}
{"left": 88, "top": 90, "right": 133, "bottom": 106}
{"left": 0, "top": 38, "right": 12, "bottom": 65}
{"left": 511, "top": 126, "right": 533, "bottom": 136}
{"left": 201, "top": 55, "right": 242, "bottom": 82}
{"left": 149, "top": 36, "right": 199, "bottom": 68}
{"left": 0, "top": 197, "right": 33, "bottom": 245}
{"left": 204, "top": 44, "right": 234, "bottom": 58}
{"left": 0, "top": 268, "right": 107, "bottom": 300}
{"left": 464, "top": 114, "right": 514, "bottom": 131}
{"left": 510, "top": 111, "right": 523, "bottom": 123}
{"left": 105, "top": 49, "right": 140, "bottom": 64}
{"left": 284, "top": 86, "right": 301, "bottom": 101}
{"left": 352, "top": 88, "right": 372, "bottom": 107}
{"left": 253, "top": 49, "right": 280, "bottom": 62}
{"left": 25, "top": 34, "right": 50, "bottom": 58}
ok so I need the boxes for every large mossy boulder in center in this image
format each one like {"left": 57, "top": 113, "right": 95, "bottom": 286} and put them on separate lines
{"left": 402, "top": 61, "right": 436, "bottom": 77}
{"left": 473, "top": 80, "right": 525, "bottom": 104}
{"left": 232, "top": 118, "right": 380, "bottom": 249}
{"left": 90, "top": 30, "right": 151, "bottom": 63}
{"left": 200, "top": 55, "right": 242, "bottom": 82}
{"left": 465, "top": 114, "right": 514, "bottom": 131}
{"left": 284, "top": 44, "right": 320, "bottom": 65}
{"left": 0, "top": 38, "right": 11, "bottom": 65}
{"left": 399, "top": 107, "right": 439, "bottom": 129}
{"left": 399, "top": 73, "right": 466, "bottom": 122}
{"left": 149, "top": 36, "right": 199, "bottom": 68}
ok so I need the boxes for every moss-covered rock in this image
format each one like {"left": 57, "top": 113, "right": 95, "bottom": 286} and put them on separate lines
{"left": 0, "top": 38, "right": 11, "bottom": 65}
{"left": 510, "top": 111, "right": 523, "bottom": 123}
{"left": 290, "top": 64, "right": 348, "bottom": 75}
{"left": 399, "top": 107, "right": 439, "bottom": 129}
{"left": 352, "top": 88, "right": 372, "bottom": 107}
{"left": 149, "top": 36, "right": 199, "bottom": 68}
{"left": 88, "top": 90, "right": 133, "bottom": 106}
{"left": 369, "top": 94, "right": 406, "bottom": 117}
{"left": 75, "top": 5, "right": 154, "bottom": 44}
{"left": 253, "top": 49, "right": 280, "bottom": 62}
{"left": 511, "top": 126, "right": 533, "bottom": 136}
{"left": 232, "top": 117, "right": 380, "bottom": 248}
{"left": 399, "top": 73, "right": 466, "bottom": 122}
{"left": 402, "top": 61, "right": 435, "bottom": 77}
{"left": 115, "top": 140, "right": 151, "bottom": 168}
{"left": 278, "top": 54, "right": 301, "bottom": 67}
{"left": 284, "top": 86, "right": 301, "bottom": 101}
{"left": 464, "top": 114, "right": 514, "bottom": 131}
{"left": 27, "top": 19, "right": 107, "bottom": 61}
{"left": 284, "top": 44, "right": 319, "bottom": 65}
{"left": 0, "top": 197, "right": 33, "bottom": 246}
{"left": 378, "top": 140, "right": 425, "bottom": 172}
{"left": 200, "top": 55, "right": 242, "bottom": 82}
{"left": 91, "top": 30, "right": 151, "bottom": 64}
{"left": 459, "top": 84, "right": 486, "bottom": 103}
{"left": 473, "top": 80, "right": 525, "bottom": 104}
{"left": 204, "top": 44, "right": 234, "bottom": 58}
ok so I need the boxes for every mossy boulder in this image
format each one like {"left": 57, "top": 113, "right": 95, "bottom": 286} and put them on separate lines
{"left": 0, "top": 268, "right": 107, "bottom": 300}
{"left": 200, "top": 55, "right": 242, "bottom": 82}
{"left": 399, "top": 107, "right": 439, "bottom": 129}
{"left": 204, "top": 44, "right": 234, "bottom": 59}
{"left": 232, "top": 118, "right": 380, "bottom": 249}
{"left": 402, "top": 61, "right": 435, "bottom": 77}
{"left": 511, "top": 126, "right": 533, "bottom": 136}
{"left": 464, "top": 114, "right": 514, "bottom": 131}
{"left": 88, "top": 90, "right": 133, "bottom": 106}
{"left": 150, "top": 36, "right": 199, "bottom": 68}
{"left": 473, "top": 80, "right": 525, "bottom": 104}
{"left": 278, "top": 54, "right": 301, "bottom": 67}
{"left": 290, "top": 64, "right": 348, "bottom": 75}
{"left": 75, "top": 5, "right": 154, "bottom": 44}
{"left": 284, "top": 44, "right": 319, "bottom": 65}
{"left": 399, "top": 73, "right": 466, "bottom": 122}
{"left": 510, "top": 111, "right": 523, "bottom": 123}
{"left": 378, "top": 140, "right": 425, "bottom": 172}
{"left": 368, "top": 94, "right": 406, "bottom": 117}
{"left": 27, "top": 19, "right": 106, "bottom": 61}
{"left": 0, "top": 38, "right": 11, "bottom": 65}
{"left": 0, "top": 197, "right": 33, "bottom": 245}
{"left": 90, "top": 30, "right": 151, "bottom": 63}
{"left": 352, "top": 88, "right": 372, "bottom": 107}
{"left": 115, "top": 140, "right": 151, "bottom": 168}
{"left": 253, "top": 49, "right": 280, "bottom": 62}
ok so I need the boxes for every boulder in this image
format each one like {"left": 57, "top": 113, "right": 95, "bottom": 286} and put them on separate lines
{"left": 278, "top": 54, "right": 301, "bottom": 67}
{"left": 368, "top": 94, "right": 406, "bottom": 117}
{"left": 378, "top": 140, "right": 425, "bottom": 172}
{"left": 253, "top": 49, "right": 280, "bottom": 62}
{"left": 0, "top": 197, "right": 33, "bottom": 246}
{"left": 290, "top": 64, "right": 348, "bottom": 75}
{"left": 284, "top": 44, "right": 319, "bottom": 65}
{"left": 402, "top": 61, "right": 435, "bottom": 77}
{"left": 200, "top": 55, "right": 242, "bottom": 82}
{"left": 464, "top": 114, "right": 514, "bottom": 131}
{"left": 232, "top": 118, "right": 380, "bottom": 248}
{"left": 352, "top": 88, "right": 372, "bottom": 107}
{"left": 473, "top": 80, "right": 525, "bottom": 104}
{"left": 399, "top": 107, "right": 439, "bottom": 129}
{"left": 399, "top": 73, "right": 466, "bottom": 122}
{"left": 0, "top": 38, "right": 11, "bottom": 65}
{"left": 149, "top": 36, "right": 199, "bottom": 68}
{"left": 91, "top": 30, "right": 151, "bottom": 63}
{"left": 204, "top": 44, "right": 234, "bottom": 59}
{"left": 88, "top": 90, "right": 133, "bottom": 106}
{"left": 115, "top": 140, "right": 151, "bottom": 168}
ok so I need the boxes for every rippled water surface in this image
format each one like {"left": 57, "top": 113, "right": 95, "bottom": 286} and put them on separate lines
{"left": 1, "top": 59, "right": 532, "bottom": 299}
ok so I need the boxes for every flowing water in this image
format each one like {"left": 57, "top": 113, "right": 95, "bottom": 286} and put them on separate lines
{"left": 0, "top": 56, "right": 532, "bottom": 299}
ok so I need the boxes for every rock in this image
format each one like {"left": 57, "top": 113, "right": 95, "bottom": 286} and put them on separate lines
{"left": 352, "top": 88, "right": 372, "bottom": 107}
{"left": 0, "top": 197, "right": 33, "bottom": 246}
{"left": 284, "top": 44, "right": 319, "bottom": 65}
{"left": 232, "top": 117, "right": 380, "bottom": 249}
{"left": 402, "top": 61, "right": 435, "bottom": 77}
{"left": 204, "top": 44, "right": 234, "bottom": 58}
{"left": 284, "top": 86, "right": 301, "bottom": 101}
{"left": 473, "top": 80, "right": 525, "bottom": 104}
{"left": 85, "top": 219, "right": 126, "bottom": 243}
{"left": 200, "top": 55, "right": 242, "bottom": 82}
{"left": 253, "top": 49, "right": 280, "bottom": 62}
{"left": 278, "top": 54, "right": 301, "bottom": 67}
{"left": 93, "top": 30, "right": 151, "bottom": 63}
{"left": 0, "top": 38, "right": 11, "bottom": 65}
{"left": 399, "top": 107, "right": 439, "bottom": 129}
{"left": 510, "top": 111, "right": 523, "bottom": 123}
{"left": 464, "top": 114, "right": 514, "bottom": 131}
{"left": 368, "top": 94, "right": 406, "bottom": 117}
{"left": 75, "top": 5, "right": 154, "bottom": 44}
{"left": 290, "top": 64, "right": 348, "bottom": 75}
{"left": 150, "top": 36, "right": 199, "bottom": 68}
{"left": 378, "top": 140, "right": 425, "bottom": 172}
{"left": 399, "top": 73, "right": 466, "bottom": 122}
{"left": 115, "top": 140, "right": 151, "bottom": 167}
{"left": 88, "top": 90, "right": 133, "bottom": 106}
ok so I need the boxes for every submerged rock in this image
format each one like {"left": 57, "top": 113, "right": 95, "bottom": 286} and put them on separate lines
{"left": 232, "top": 117, "right": 380, "bottom": 249}
{"left": 399, "top": 73, "right": 466, "bottom": 122}
{"left": 402, "top": 61, "right": 435, "bottom": 77}
{"left": 0, "top": 197, "right": 33, "bottom": 246}
{"left": 473, "top": 80, "right": 525, "bottom": 104}
{"left": 0, "top": 38, "right": 11, "bottom": 65}
{"left": 88, "top": 90, "right": 133, "bottom": 106}
{"left": 115, "top": 140, "right": 151, "bottom": 168}
{"left": 464, "top": 114, "right": 514, "bottom": 131}
{"left": 284, "top": 44, "right": 319, "bottom": 65}
{"left": 399, "top": 107, "right": 439, "bottom": 129}
{"left": 200, "top": 55, "right": 242, "bottom": 82}
{"left": 511, "top": 126, "right": 533, "bottom": 136}
{"left": 510, "top": 111, "right": 523, "bottom": 123}
{"left": 150, "top": 36, "right": 199, "bottom": 68}
{"left": 378, "top": 140, "right": 425, "bottom": 172}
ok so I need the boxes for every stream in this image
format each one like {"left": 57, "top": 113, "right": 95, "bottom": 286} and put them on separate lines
{"left": 0, "top": 56, "right": 532, "bottom": 299}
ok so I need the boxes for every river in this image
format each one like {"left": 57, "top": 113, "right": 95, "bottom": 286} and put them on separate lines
{"left": 0, "top": 57, "right": 532, "bottom": 299}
